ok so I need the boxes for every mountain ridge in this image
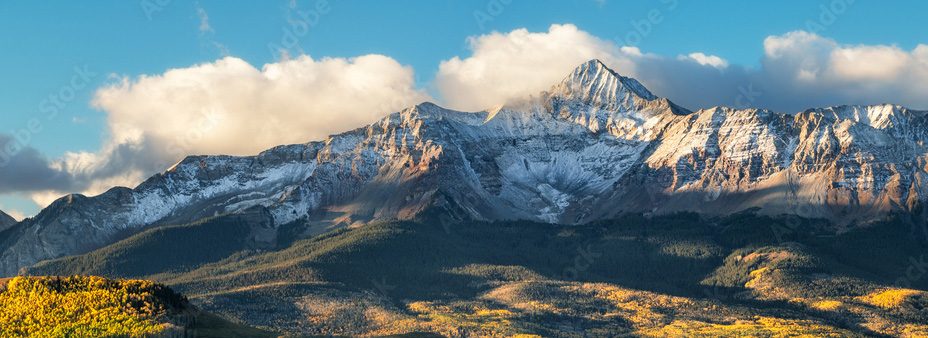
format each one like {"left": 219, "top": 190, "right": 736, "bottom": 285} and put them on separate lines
{"left": 0, "top": 210, "right": 14, "bottom": 232}
{"left": 2, "top": 59, "right": 926, "bottom": 277}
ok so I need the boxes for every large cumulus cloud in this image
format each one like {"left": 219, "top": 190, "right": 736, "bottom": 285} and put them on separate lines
{"left": 434, "top": 24, "right": 638, "bottom": 111}
{"left": 94, "top": 55, "right": 431, "bottom": 158}
{"left": 433, "top": 24, "right": 750, "bottom": 112}
{"left": 759, "top": 31, "right": 928, "bottom": 111}
{"left": 9, "top": 54, "right": 431, "bottom": 208}
{"left": 6, "top": 25, "right": 928, "bottom": 213}
{"left": 435, "top": 24, "right": 928, "bottom": 114}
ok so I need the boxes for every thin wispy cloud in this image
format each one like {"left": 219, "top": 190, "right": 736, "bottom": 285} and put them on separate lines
{"left": 194, "top": 5, "right": 230, "bottom": 57}
{"left": 196, "top": 5, "right": 213, "bottom": 36}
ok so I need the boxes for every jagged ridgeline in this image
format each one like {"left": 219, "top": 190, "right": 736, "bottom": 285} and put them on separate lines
{"left": 3, "top": 60, "right": 927, "bottom": 278}
{"left": 0, "top": 210, "right": 15, "bottom": 232}
{"left": 5, "top": 60, "right": 928, "bottom": 337}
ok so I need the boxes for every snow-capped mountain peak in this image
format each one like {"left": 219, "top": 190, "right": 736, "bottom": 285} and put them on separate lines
{"left": 2, "top": 60, "right": 926, "bottom": 277}
{"left": 552, "top": 59, "right": 657, "bottom": 106}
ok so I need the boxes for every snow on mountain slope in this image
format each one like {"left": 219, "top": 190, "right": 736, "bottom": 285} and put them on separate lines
{"left": 1, "top": 59, "right": 926, "bottom": 276}
{"left": 547, "top": 59, "right": 690, "bottom": 140}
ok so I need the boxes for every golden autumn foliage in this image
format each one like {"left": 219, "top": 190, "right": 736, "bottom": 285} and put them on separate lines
{"left": 744, "top": 267, "right": 770, "bottom": 288}
{"left": 637, "top": 317, "right": 851, "bottom": 338}
{"left": 20, "top": 214, "right": 928, "bottom": 337}
{"left": 0, "top": 276, "right": 188, "bottom": 338}
{"left": 390, "top": 281, "right": 870, "bottom": 338}
{"left": 811, "top": 300, "right": 843, "bottom": 311}
{"left": 858, "top": 289, "right": 923, "bottom": 309}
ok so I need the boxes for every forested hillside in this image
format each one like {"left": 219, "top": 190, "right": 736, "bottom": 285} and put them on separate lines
{"left": 23, "top": 210, "right": 928, "bottom": 337}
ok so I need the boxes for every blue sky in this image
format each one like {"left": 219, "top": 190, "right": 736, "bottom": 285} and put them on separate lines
{"left": 1, "top": 0, "right": 926, "bottom": 218}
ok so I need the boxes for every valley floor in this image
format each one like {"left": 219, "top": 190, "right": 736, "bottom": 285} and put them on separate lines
{"left": 21, "top": 211, "right": 928, "bottom": 337}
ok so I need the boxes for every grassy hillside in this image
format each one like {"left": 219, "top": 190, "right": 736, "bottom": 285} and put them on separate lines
{"left": 24, "top": 213, "right": 265, "bottom": 278}
{"left": 23, "top": 211, "right": 928, "bottom": 337}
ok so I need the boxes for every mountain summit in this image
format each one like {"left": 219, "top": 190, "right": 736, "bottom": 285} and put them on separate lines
{"left": 554, "top": 59, "right": 658, "bottom": 103}
{"left": 2, "top": 60, "right": 926, "bottom": 276}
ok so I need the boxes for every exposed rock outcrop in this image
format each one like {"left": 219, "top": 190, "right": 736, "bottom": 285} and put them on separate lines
{"left": 1, "top": 59, "right": 925, "bottom": 276}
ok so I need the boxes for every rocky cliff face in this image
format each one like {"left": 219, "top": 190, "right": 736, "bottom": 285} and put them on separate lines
{"left": 0, "top": 211, "right": 15, "bottom": 232}
{"left": 1, "top": 59, "right": 925, "bottom": 276}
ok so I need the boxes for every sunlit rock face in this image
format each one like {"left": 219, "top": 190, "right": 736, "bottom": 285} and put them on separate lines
{"left": 2, "top": 59, "right": 926, "bottom": 276}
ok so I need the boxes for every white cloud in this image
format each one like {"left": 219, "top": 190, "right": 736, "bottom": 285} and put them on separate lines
{"left": 0, "top": 204, "right": 25, "bottom": 222}
{"left": 437, "top": 26, "right": 928, "bottom": 115}
{"left": 772, "top": 31, "right": 928, "bottom": 83}
{"left": 761, "top": 31, "right": 928, "bottom": 108}
{"left": 434, "top": 24, "right": 639, "bottom": 112}
{"left": 197, "top": 6, "right": 213, "bottom": 35}
{"left": 20, "top": 54, "right": 429, "bottom": 205}
{"left": 433, "top": 24, "right": 741, "bottom": 112}
{"left": 9, "top": 26, "right": 928, "bottom": 212}
{"left": 679, "top": 53, "right": 729, "bottom": 69}
{"left": 93, "top": 55, "right": 429, "bottom": 157}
